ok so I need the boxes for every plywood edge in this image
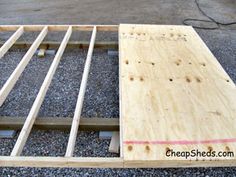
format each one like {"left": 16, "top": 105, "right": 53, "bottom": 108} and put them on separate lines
{"left": 118, "top": 25, "right": 124, "bottom": 158}
{"left": 124, "top": 159, "right": 236, "bottom": 168}
{"left": 119, "top": 23, "right": 193, "bottom": 29}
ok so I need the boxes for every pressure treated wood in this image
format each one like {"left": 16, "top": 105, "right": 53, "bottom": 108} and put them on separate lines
{"left": 10, "top": 26, "right": 72, "bottom": 156}
{"left": 119, "top": 24, "right": 236, "bottom": 166}
{"left": 0, "top": 117, "right": 119, "bottom": 131}
{"left": 0, "top": 41, "right": 118, "bottom": 50}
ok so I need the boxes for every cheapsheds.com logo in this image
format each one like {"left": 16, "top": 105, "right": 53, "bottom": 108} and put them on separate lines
{"left": 166, "top": 149, "right": 234, "bottom": 159}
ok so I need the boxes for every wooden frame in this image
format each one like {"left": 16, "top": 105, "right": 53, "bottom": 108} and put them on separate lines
{"left": 0, "top": 24, "right": 122, "bottom": 168}
{"left": 0, "top": 24, "right": 236, "bottom": 168}
{"left": 0, "top": 26, "right": 48, "bottom": 106}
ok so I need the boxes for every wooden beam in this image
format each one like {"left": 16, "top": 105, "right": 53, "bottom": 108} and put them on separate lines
{"left": 0, "top": 156, "right": 123, "bottom": 168}
{"left": 124, "top": 159, "right": 236, "bottom": 168}
{"left": 1, "top": 156, "right": 236, "bottom": 168}
{"left": 0, "top": 25, "right": 118, "bottom": 32}
{"left": 0, "top": 26, "right": 48, "bottom": 106}
{"left": 0, "top": 117, "right": 119, "bottom": 131}
{"left": 0, "top": 26, "right": 24, "bottom": 59}
{"left": 0, "top": 41, "right": 118, "bottom": 50}
{"left": 109, "top": 131, "right": 120, "bottom": 153}
{"left": 10, "top": 26, "right": 72, "bottom": 156}
{"left": 65, "top": 26, "right": 97, "bottom": 157}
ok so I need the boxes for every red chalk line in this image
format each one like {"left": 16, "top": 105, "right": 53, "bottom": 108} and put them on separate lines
{"left": 124, "top": 138, "right": 236, "bottom": 145}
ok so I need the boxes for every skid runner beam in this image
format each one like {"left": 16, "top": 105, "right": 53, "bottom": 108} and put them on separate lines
{"left": 0, "top": 117, "right": 119, "bottom": 131}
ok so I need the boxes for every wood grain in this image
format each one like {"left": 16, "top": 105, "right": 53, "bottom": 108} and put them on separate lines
{"left": 0, "top": 26, "right": 48, "bottom": 106}
{"left": 65, "top": 26, "right": 97, "bottom": 157}
{"left": 119, "top": 24, "right": 236, "bottom": 166}
{"left": 0, "top": 26, "right": 24, "bottom": 59}
{"left": 10, "top": 26, "right": 72, "bottom": 156}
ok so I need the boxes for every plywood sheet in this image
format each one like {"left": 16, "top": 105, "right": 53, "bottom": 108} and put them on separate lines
{"left": 119, "top": 24, "right": 236, "bottom": 167}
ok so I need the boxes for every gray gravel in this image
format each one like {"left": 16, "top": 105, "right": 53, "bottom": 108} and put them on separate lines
{"left": 0, "top": 130, "right": 118, "bottom": 157}
{"left": 0, "top": 49, "right": 119, "bottom": 118}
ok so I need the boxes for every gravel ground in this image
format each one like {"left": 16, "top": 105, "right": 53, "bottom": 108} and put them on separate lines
{"left": 0, "top": 49, "right": 119, "bottom": 118}
{"left": 0, "top": 130, "right": 118, "bottom": 157}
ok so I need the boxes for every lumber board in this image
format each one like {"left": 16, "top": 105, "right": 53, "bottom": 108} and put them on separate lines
{"left": 119, "top": 24, "right": 236, "bottom": 166}
{"left": 0, "top": 117, "right": 119, "bottom": 131}
{"left": 123, "top": 159, "right": 236, "bottom": 168}
{"left": 1, "top": 156, "right": 236, "bottom": 168}
{"left": 37, "top": 45, "right": 48, "bottom": 57}
{"left": 109, "top": 131, "right": 120, "bottom": 153}
{"left": 0, "top": 25, "right": 118, "bottom": 32}
{"left": 0, "top": 26, "right": 24, "bottom": 59}
{"left": 10, "top": 26, "right": 72, "bottom": 156}
{"left": 0, "top": 156, "right": 123, "bottom": 168}
{"left": 0, "top": 26, "right": 48, "bottom": 106}
{"left": 66, "top": 26, "right": 97, "bottom": 157}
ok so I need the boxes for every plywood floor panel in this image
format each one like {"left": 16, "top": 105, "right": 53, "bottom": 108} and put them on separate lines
{"left": 119, "top": 24, "right": 236, "bottom": 166}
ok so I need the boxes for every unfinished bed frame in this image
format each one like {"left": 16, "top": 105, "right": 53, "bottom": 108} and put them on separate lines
{"left": 0, "top": 24, "right": 236, "bottom": 168}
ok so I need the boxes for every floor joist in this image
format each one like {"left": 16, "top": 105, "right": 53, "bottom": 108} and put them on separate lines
{"left": 0, "top": 26, "right": 48, "bottom": 106}
{"left": 0, "top": 26, "right": 24, "bottom": 59}
{"left": 66, "top": 26, "right": 97, "bottom": 157}
{"left": 11, "top": 26, "right": 72, "bottom": 156}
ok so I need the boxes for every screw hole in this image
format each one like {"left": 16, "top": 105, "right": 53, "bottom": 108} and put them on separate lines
{"left": 169, "top": 78, "right": 173, "bottom": 82}
{"left": 196, "top": 77, "right": 201, "bottom": 83}
{"left": 128, "top": 145, "right": 133, "bottom": 151}
{"left": 145, "top": 145, "right": 150, "bottom": 151}
{"left": 186, "top": 76, "right": 191, "bottom": 83}
{"left": 208, "top": 146, "right": 213, "bottom": 151}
